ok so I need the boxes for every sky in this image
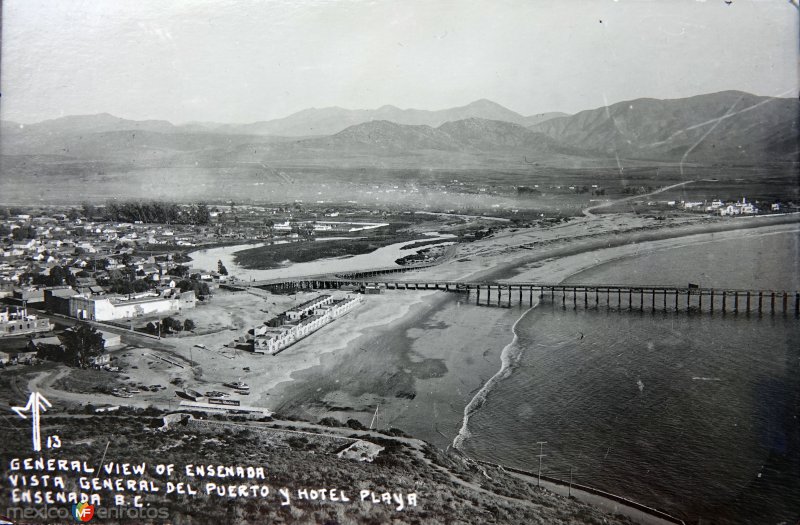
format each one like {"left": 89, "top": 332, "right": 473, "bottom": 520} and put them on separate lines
{"left": 1, "top": 0, "right": 797, "bottom": 124}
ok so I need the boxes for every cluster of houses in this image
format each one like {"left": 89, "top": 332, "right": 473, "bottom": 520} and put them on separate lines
{"left": 247, "top": 294, "right": 363, "bottom": 355}
{"left": 0, "top": 213, "right": 218, "bottom": 286}
{"left": 670, "top": 197, "right": 789, "bottom": 216}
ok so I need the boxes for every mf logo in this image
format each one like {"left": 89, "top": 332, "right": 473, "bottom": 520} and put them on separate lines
{"left": 71, "top": 502, "right": 95, "bottom": 522}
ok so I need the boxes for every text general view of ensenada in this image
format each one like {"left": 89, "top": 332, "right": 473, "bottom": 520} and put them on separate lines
{"left": 0, "top": 1, "right": 798, "bottom": 524}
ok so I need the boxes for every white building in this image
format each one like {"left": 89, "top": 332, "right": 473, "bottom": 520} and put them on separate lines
{"left": 253, "top": 295, "right": 362, "bottom": 355}
{"left": 69, "top": 290, "right": 196, "bottom": 321}
{"left": 285, "top": 295, "right": 333, "bottom": 321}
{"left": 720, "top": 198, "right": 758, "bottom": 216}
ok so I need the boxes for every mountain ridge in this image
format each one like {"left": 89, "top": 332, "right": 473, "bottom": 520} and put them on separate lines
{"left": 1, "top": 91, "right": 796, "bottom": 166}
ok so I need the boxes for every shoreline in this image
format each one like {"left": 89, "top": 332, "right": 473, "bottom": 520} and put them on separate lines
{"left": 391, "top": 217, "right": 798, "bottom": 523}
{"left": 266, "top": 217, "right": 800, "bottom": 442}
{"left": 452, "top": 301, "right": 538, "bottom": 450}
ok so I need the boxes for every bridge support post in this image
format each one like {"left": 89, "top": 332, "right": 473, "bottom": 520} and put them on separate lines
{"left": 573, "top": 288, "right": 577, "bottom": 310}
{"left": 734, "top": 292, "right": 739, "bottom": 314}
{"left": 476, "top": 285, "right": 481, "bottom": 305}
{"left": 758, "top": 291, "right": 763, "bottom": 314}
{"left": 606, "top": 289, "right": 610, "bottom": 307}
{"left": 795, "top": 293, "right": 799, "bottom": 315}
{"left": 584, "top": 289, "right": 588, "bottom": 308}
{"left": 595, "top": 289, "right": 599, "bottom": 308}
{"left": 628, "top": 289, "right": 632, "bottom": 310}
{"left": 698, "top": 291, "right": 703, "bottom": 312}
{"left": 551, "top": 287, "right": 555, "bottom": 301}
{"left": 652, "top": 290, "right": 656, "bottom": 312}
{"left": 663, "top": 290, "right": 667, "bottom": 312}
{"left": 617, "top": 289, "right": 621, "bottom": 308}
{"left": 687, "top": 290, "right": 691, "bottom": 312}
{"left": 771, "top": 292, "right": 775, "bottom": 314}
{"left": 783, "top": 292, "right": 788, "bottom": 314}
{"left": 675, "top": 290, "right": 679, "bottom": 312}
{"left": 710, "top": 290, "right": 714, "bottom": 313}
{"left": 497, "top": 286, "right": 501, "bottom": 306}
{"left": 519, "top": 286, "right": 522, "bottom": 305}
{"left": 562, "top": 288, "right": 566, "bottom": 309}
{"left": 529, "top": 287, "right": 533, "bottom": 307}
{"left": 640, "top": 290, "right": 644, "bottom": 312}
{"left": 746, "top": 292, "right": 751, "bottom": 314}
{"left": 508, "top": 286, "right": 512, "bottom": 308}
{"left": 722, "top": 292, "right": 727, "bottom": 313}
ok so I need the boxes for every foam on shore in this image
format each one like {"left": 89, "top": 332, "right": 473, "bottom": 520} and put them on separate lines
{"left": 452, "top": 301, "right": 538, "bottom": 450}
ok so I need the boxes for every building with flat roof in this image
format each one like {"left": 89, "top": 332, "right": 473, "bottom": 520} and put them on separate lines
{"left": 1, "top": 305, "right": 51, "bottom": 338}
{"left": 68, "top": 290, "right": 196, "bottom": 321}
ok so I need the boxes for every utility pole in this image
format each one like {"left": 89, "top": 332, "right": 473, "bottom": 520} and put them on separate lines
{"left": 569, "top": 466, "right": 574, "bottom": 497}
{"left": 536, "top": 441, "right": 547, "bottom": 487}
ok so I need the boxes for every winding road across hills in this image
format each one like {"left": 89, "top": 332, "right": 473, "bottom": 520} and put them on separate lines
{"left": 583, "top": 180, "right": 695, "bottom": 217}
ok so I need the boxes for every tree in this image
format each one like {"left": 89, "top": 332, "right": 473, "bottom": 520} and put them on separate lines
{"left": 11, "top": 224, "right": 36, "bottom": 241}
{"left": 169, "top": 265, "right": 190, "bottom": 278}
{"left": 217, "top": 260, "right": 228, "bottom": 276}
{"left": 60, "top": 323, "right": 105, "bottom": 368}
{"left": 161, "top": 317, "right": 183, "bottom": 334}
{"left": 81, "top": 202, "right": 96, "bottom": 220}
{"left": 183, "top": 319, "right": 196, "bottom": 332}
{"left": 177, "top": 279, "right": 210, "bottom": 298}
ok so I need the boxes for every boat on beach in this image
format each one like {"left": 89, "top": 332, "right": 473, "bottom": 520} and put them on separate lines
{"left": 176, "top": 389, "right": 203, "bottom": 401}
{"left": 225, "top": 380, "right": 250, "bottom": 391}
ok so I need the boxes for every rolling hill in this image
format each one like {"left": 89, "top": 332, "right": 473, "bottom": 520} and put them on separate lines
{"left": 528, "top": 90, "right": 799, "bottom": 162}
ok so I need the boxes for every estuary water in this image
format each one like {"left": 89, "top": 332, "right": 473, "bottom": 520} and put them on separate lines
{"left": 187, "top": 234, "right": 454, "bottom": 281}
{"left": 459, "top": 229, "right": 800, "bottom": 523}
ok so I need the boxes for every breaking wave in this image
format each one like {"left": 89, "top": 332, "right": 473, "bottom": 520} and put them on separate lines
{"left": 452, "top": 302, "right": 538, "bottom": 450}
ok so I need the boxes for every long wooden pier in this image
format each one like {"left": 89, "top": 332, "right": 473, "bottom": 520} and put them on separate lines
{"left": 258, "top": 279, "right": 800, "bottom": 316}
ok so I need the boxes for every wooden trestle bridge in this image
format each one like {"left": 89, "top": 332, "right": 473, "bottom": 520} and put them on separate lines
{"left": 254, "top": 279, "right": 800, "bottom": 315}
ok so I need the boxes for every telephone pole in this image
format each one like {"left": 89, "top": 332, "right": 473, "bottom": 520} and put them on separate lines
{"left": 569, "top": 466, "right": 574, "bottom": 497}
{"left": 536, "top": 441, "right": 547, "bottom": 487}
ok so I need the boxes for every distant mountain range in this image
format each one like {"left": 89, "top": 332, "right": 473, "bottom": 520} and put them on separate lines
{"left": 180, "top": 99, "right": 568, "bottom": 136}
{"left": 1, "top": 91, "right": 797, "bottom": 168}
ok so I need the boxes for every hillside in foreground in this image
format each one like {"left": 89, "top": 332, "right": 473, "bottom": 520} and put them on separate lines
{"left": 0, "top": 411, "right": 635, "bottom": 525}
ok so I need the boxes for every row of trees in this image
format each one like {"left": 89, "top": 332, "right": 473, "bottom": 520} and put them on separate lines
{"left": 144, "top": 317, "right": 195, "bottom": 335}
{"left": 103, "top": 201, "right": 211, "bottom": 225}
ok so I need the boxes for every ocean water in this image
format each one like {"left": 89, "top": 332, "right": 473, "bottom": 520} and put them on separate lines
{"left": 459, "top": 230, "right": 800, "bottom": 523}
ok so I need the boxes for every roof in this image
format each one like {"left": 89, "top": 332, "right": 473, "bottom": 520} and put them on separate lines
{"left": 287, "top": 295, "right": 331, "bottom": 312}
{"left": 46, "top": 287, "right": 77, "bottom": 298}
{"left": 31, "top": 336, "right": 62, "bottom": 347}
